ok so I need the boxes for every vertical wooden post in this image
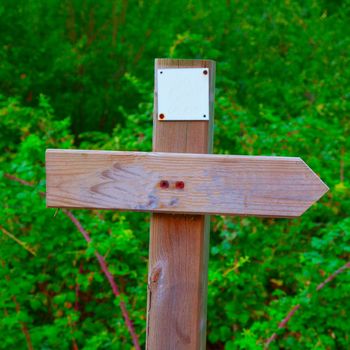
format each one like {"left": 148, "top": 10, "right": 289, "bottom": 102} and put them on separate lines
{"left": 146, "top": 59, "right": 215, "bottom": 350}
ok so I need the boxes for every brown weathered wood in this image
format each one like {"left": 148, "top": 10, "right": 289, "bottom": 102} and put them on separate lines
{"left": 44, "top": 57, "right": 329, "bottom": 350}
{"left": 147, "top": 58, "right": 215, "bottom": 350}
{"left": 46, "top": 150, "right": 328, "bottom": 218}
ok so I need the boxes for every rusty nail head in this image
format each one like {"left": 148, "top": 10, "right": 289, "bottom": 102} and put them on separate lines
{"left": 159, "top": 113, "right": 165, "bottom": 119}
{"left": 175, "top": 181, "right": 185, "bottom": 189}
{"left": 160, "top": 180, "right": 169, "bottom": 189}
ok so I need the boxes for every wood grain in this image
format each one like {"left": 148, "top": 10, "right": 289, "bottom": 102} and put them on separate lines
{"left": 46, "top": 150, "right": 328, "bottom": 218}
{"left": 147, "top": 58, "right": 215, "bottom": 350}
{"left": 44, "top": 58, "right": 329, "bottom": 350}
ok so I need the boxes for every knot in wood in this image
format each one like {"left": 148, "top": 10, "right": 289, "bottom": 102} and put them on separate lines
{"left": 150, "top": 266, "right": 162, "bottom": 284}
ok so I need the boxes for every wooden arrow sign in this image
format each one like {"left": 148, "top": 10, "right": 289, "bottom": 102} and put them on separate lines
{"left": 46, "top": 149, "right": 328, "bottom": 217}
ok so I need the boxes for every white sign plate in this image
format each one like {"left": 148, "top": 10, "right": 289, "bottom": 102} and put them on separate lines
{"left": 157, "top": 68, "right": 209, "bottom": 121}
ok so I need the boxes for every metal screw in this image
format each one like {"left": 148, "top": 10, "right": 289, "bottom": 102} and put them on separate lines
{"left": 159, "top": 113, "right": 165, "bottom": 119}
{"left": 175, "top": 181, "right": 185, "bottom": 190}
{"left": 160, "top": 180, "right": 169, "bottom": 189}
{"left": 203, "top": 70, "right": 208, "bottom": 75}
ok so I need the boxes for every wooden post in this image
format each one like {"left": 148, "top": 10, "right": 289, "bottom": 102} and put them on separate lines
{"left": 45, "top": 57, "right": 328, "bottom": 349}
{"left": 146, "top": 59, "right": 215, "bottom": 349}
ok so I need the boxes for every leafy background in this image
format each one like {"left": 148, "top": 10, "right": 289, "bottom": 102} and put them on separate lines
{"left": 1, "top": 0, "right": 349, "bottom": 349}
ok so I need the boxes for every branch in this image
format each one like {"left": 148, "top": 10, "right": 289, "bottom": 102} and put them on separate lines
{"left": 63, "top": 210, "right": 140, "bottom": 349}
{"left": 5, "top": 173, "right": 141, "bottom": 350}
{"left": 265, "top": 261, "right": 350, "bottom": 348}
{"left": 0, "top": 225, "right": 37, "bottom": 256}
{"left": 316, "top": 262, "right": 350, "bottom": 291}
{"left": 4, "top": 173, "right": 35, "bottom": 187}
{"left": 264, "top": 304, "right": 301, "bottom": 348}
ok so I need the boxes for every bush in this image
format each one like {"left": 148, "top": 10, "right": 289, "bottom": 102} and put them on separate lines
{"left": 1, "top": 1, "right": 349, "bottom": 349}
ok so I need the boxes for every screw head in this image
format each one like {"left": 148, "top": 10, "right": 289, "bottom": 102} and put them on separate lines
{"left": 175, "top": 181, "right": 185, "bottom": 190}
{"left": 160, "top": 180, "right": 169, "bottom": 189}
{"left": 203, "top": 70, "right": 208, "bottom": 75}
{"left": 159, "top": 113, "right": 165, "bottom": 119}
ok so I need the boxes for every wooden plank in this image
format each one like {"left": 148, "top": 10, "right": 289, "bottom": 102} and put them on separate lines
{"left": 46, "top": 149, "right": 328, "bottom": 218}
{"left": 147, "top": 58, "right": 215, "bottom": 350}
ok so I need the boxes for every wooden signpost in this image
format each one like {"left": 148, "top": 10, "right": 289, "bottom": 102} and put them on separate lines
{"left": 46, "top": 59, "right": 328, "bottom": 349}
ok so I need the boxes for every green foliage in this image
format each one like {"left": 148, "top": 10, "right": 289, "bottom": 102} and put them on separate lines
{"left": 1, "top": 1, "right": 350, "bottom": 349}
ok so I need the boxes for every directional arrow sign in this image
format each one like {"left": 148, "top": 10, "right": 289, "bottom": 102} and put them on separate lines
{"left": 46, "top": 149, "right": 328, "bottom": 218}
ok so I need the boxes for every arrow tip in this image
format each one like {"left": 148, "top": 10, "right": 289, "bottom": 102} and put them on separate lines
{"left": 297, "top": 158, "right": 329, "bottom": 216}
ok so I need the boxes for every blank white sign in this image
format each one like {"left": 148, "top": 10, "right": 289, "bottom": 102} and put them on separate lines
{"left": 157, "top": 68, "right": 209, "bottom": 121}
